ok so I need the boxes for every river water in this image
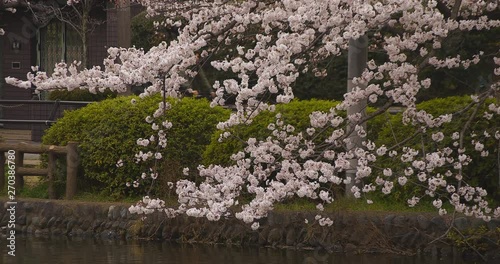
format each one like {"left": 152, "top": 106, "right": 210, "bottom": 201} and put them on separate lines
{"left": 0, "top": 237, "right": 487, "bottom": 264}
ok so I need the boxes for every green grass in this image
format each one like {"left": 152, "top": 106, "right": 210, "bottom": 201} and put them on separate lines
{"left": 0, "top": 180, "right": 52, "bottom": 199}
{"left": 0, "top": 173, "right": 452, "bottom": 213}
{"left": 19, "top": 182, "right": 52, "bottom": 199}
{"left": 0, "top": 175, "right": 142, "bottom": 203}
{"left": 0, "top": 177, "right": 446, "bottom": 213}
{"left": 0, "top": 186, "right": 143, "bottom": 203}
{"left": 274, "top": 196, "right": 441, "bottom": 213}
{"left": 326, "top": 196, "right": 440, "bottom": 212}
{"left": 73, "top": 191, "right": 142, "bottom": 203}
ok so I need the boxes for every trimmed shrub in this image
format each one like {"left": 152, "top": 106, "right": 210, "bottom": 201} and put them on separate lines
{"left": 43, "top": 95, "right": 231, "bottom": 198}
{"left": 202, "top": 99, "right": 387, "bottom": 166}
{"left": 203, "top": 100, "right": 339, "bottom": 166}
{"left": 375, "top": 95, "right": 500, "bottom": 201}
{"left": 48, "top": 89, "right": 117, "bottom": 101}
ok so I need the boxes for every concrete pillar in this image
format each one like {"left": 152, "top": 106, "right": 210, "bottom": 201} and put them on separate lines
{"left": 345, "top": 35, "right": 368, "bottom": 197}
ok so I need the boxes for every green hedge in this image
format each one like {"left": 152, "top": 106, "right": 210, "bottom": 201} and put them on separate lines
{"left": 131, "top": 11, "right": 177, "bottom": 52}
{"left": 43, "top": 95, "right": 231, "bottom": 197}
{"left": 202, "top": 100, "right": 337, "bottom": 166}
{"left": 48, "top": 89, "right": 117, "bottom": 101}
{"left": 202, "top": 99, "right": 387, "bottom": 166}
{"left": 375, "top": 95, "right": 500, "bottom": 201}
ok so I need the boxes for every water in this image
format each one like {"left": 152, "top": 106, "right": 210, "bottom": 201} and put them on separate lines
{"left": 0, "top": 237, "right": 488, "bottom": 264}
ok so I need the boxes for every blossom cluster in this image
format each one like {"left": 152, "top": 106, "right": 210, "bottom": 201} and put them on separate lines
{"left": 5, "top": 0, "right": 500, "bottom": 228}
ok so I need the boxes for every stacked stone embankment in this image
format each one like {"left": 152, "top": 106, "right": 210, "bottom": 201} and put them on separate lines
{"left": 1, "top": 199, "right": 499, "bottom": 261}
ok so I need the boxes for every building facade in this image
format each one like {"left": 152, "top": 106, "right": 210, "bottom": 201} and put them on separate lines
{"left": 0, "top": 1, "right": 142, "bottom": 140}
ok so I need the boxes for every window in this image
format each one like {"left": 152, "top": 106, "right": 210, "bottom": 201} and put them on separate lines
{"left": 38, "top": 20, "right": 83, "bottom": 75}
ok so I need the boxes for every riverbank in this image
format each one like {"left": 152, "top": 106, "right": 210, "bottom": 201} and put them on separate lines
{"left": 1, "top": 198, "right": 499, "bottom": 261}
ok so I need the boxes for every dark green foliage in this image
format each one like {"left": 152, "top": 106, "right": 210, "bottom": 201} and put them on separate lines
{"left": 447, "top": 225, "right": 500, "bottom": 254}
{"left": 43, "top": 95, "right": 230, "bottom": 198}
{"left": 293, "top": 53, "right": 348, "bottom": 101}
{"left": 48, "top": 89, "right": 117, "bottom": 101}
{"left": 131, "top": 11, "right": 177, "bottom": 52}
{"left": 416, "top": 28, "right": 500, "bottom": 101}
{"left": 131, "top": 11, "right": 156, "bottom": 51}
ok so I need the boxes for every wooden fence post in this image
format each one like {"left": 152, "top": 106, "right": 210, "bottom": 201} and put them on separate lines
{"left": 47, "top": 152, "right": 56, "bottom": 199}
{"left": 0, "top": 152, "right": 5, "bottom": 190}
{"left": 14, "top": 151, "right": 24, "bottom": 189}
{"left": 66, "top": 142, "right": 79, "bottom": 199}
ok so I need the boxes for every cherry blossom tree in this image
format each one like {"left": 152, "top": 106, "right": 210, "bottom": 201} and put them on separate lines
{"left": 5, "top": 0, "right": 500, "bottom": 228}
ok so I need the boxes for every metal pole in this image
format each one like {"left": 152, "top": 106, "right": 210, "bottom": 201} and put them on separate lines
{"left": 0, "top": 100, "right": 93, "bottom": 105}
{"left": 0, "top": 120, "right": 57, "bottom": 125}
{"left": 345, "top": 35, "right": 368, "bottom": 197}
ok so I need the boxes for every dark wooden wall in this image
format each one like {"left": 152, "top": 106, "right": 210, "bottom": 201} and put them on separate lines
{"left": 1, "top": 12, "right": 36, "bottom": 130}
{"left": 1, "top": 4, "right": 144, "bottom": 141}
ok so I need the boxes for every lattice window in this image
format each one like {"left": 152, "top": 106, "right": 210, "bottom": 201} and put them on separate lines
{"left": 39, "top": 20, "right": 84, "bottom": 75}
{"left": 66, "top": 26, "right": 84, "bottom": 64}
{"left": 40, "top": 20, "right": 63, "bottom": 75}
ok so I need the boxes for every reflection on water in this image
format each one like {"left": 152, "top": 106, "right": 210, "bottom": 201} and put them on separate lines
{"left": 0, "top": 237, "right": 488, "bottom": 264}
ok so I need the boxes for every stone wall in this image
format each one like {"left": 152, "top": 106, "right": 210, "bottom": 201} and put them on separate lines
{"left": 1, "top": 199, "right": 499, "bottom": 261}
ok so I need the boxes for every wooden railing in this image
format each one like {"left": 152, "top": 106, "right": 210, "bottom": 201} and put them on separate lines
{"left": 0, "top": 142, "right": 79, "bottom": 199}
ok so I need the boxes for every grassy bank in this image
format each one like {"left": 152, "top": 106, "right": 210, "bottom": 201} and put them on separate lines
{"left": 0, "top": 180, "right": 441, "bottom": 213}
